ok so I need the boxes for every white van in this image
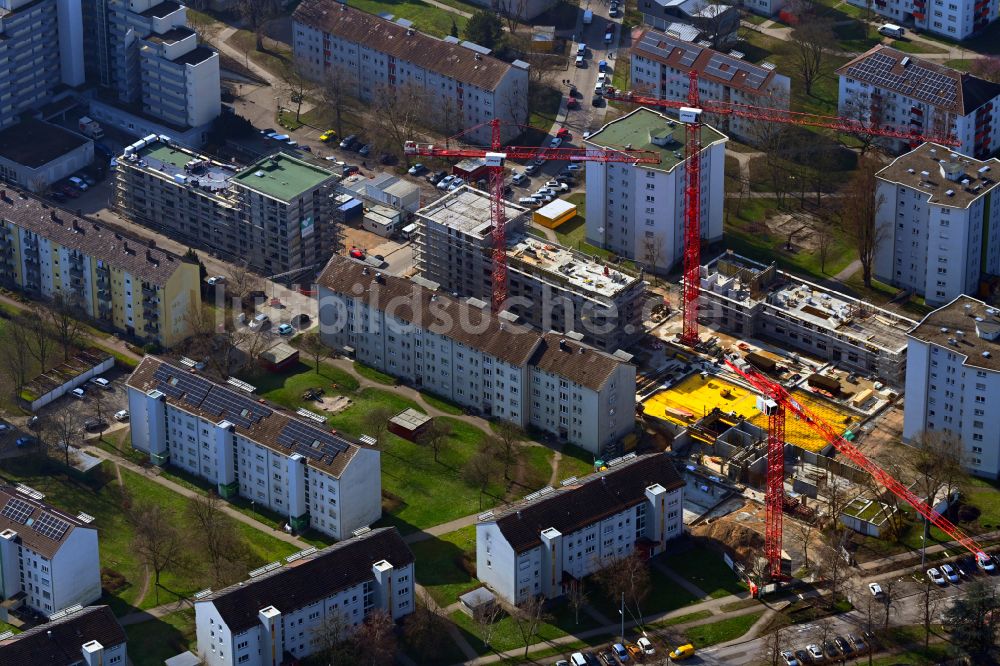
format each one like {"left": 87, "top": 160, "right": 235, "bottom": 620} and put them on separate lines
{"left": 878, "top": 23, "right": 905, "bottom": 38}
{"left": 518, "top": 196, "right": 541, "bottom": 206}
{"left": 575, "top": 55, "right": 585, "bottom": 67}
{"left": 576, "top": 42, "right": 586, "bottom": 55}
{"left": 570, "top": 653, "right": 588, "bottom": 666}
{"left": 68, "top": 176, "right": 88, "bottom": 190}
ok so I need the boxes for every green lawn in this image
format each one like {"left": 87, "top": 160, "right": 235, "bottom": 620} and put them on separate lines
{"left": 944, "top": 59, "right": 973, "bottom": 71}
{"left": 663, "top": 546, "right": 747, "bottom": 599}
{"left": 354, "top": 361, "right": 397, "bottom": 385}
{"left": 591, "top": 566, "right": 698, "bottom": 620}
{"left": 554, "top": 444, "right": 598, "bottom": 483}
{"left": 347, "top": 0, "right": 468, "bottom": 37}
{"left": 528, "top": 84, "right": 563, "bottom": 134}
{"left": 408, "top": 525, "right": 478, "bottom": 606}
{"left": 125, "top": 610, "right": 197, "bottom": 666}
{"left": 650, "top": 609, "right": 713, "bottom": 629}
{"left": 683, "top": 611, "right": 763, "bottom": 647}
{"left": 890, "top": 38, "right": 948, "bottom": 54}
{"left": 839, "top": 269, "right": 933, "bottom": 318}
{"left": 420, "top": 391, "right": 465, "bottom": 415}
{"left": 449, "top": 599, "right": 604, "bottom": 655}
{"left": 250, "top": 361, "right": 360, "bottom": 406}
{"left": 226, "top": 30, "right": 292, "bottom": 77}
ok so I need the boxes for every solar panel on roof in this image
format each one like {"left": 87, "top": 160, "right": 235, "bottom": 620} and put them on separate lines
{"left": 201, "top": 386, "right": 272, "bottom": 428}
{"left": 32, "top": 512, "right": 70, "bottom": 540}
{"left": 153, "top": 365, "right": 211, "bottom": 406}
{"left": 277, "top": 420, "right": 349, "bottom": 463}
{"left": 1, "top": 498, "right": 33, "bottom": 524}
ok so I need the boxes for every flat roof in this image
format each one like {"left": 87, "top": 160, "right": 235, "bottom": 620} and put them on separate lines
{"left": 144, "top": 26, "right": 195, "bottom": 45}
{"left": 704, "top": 252, "right": 915, "bottom": 352}
{"left": 174, "top": 45, "right": 216, "bottom": 67}
{"left": 536, "top": 198, "right": 576, "bottom": 220}
{"left": 129, "top": 139, "right": 238, "bottom": 195}
{"left": 233, "top": 153, "right": 336, "bottom": 202}
{"left": 390, "top": 408, "right": 431, "bottom": 430}
{"left": 585, "top": 107, "right": 726, "bottom": 173}
{"left": 909, "top": 294, "right": 1000, "bottom": 372}
{"left": 509, "top": 235, "right": 639, "bottom": 298}
{"left": 418, "top": 186, "right": 527, "bottom": 239}
{"left": 877, "top": 142, "right": 1000, "bottom": 208}
{"left": 0, "top": 118, "right": 89, "bottom": 168}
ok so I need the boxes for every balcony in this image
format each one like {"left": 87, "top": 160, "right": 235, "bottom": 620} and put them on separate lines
{"left": 143, "top": 307, "right": 159, "bottom": 320}
{"left": 141, "top": 286, "right": 157, "bottom": 298}
{"left": 143, "top": 322, "right": 160, "bottom": 335}
{"left": 69, "top": 265, "right": 84, "bottom": 279}
{"left": 97, "top": 288, "right": 112, "bottom": 302}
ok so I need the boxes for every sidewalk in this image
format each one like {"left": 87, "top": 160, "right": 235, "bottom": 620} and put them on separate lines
{"left": 860, "top": 529, "right": 1000, "bottom": 580}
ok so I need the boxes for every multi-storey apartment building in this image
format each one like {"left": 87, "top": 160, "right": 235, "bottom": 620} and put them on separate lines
{"left": 231, "top": 153, "right": 340, "bottom": 277}
{"left": 837, "top": 46, "right": 1000, "bottom": 159}
{"left": 904, "top": 295, "right": 1000, "bottom": 478}
{"left": 195, "top": 528, "right": 413, "bottom": 666}
{"left": 81, "top": 0, "right": 220, "bottom": 130}
{"left": 114, "top": 135, "right": 240, "bottom": 258}
{"left": 0, "top": 485, "right": 101, "bottom": 617}
{"left": 701, "top": 252, "right": 917, "bottom": 385}
{"left": 476, "top": 453, "right": 684, "bottom": 605}
{"left": 0, "top": 0, "right": 84, "bottom": 129}
{"left": 318, "top": 255, "right": 638, "bottom": 453}
{"left": 638, "top": 0, "right": 740, "bottom": 46}
{"left": 846, "top": 0, "right": 996, "bottom": 40}
{"left": 0, "top": 189, "right": 201, "bottom": 348}
{"left": 584, "top": 108, "right": 727, "bottom": 275}
{"left": 629, "top": 30, "right": 790, "bottom": 144}
{"left": 291, "top": 1, "right": 529, "bottom": 145}
{"left": 415, "top": 187, "right": 647, "bottom": 353}
{"left": 126, "top": 356, "right": 382, "bottom": 538}
{"left": 874, "top": 143, "right": 1000, "bottom": 306}
{"left": 0, "top": 605, "right": 126, "bottom": 665}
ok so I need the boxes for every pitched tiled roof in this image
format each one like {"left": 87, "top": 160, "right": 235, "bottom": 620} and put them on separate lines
{"left": 0, "top": 485, "right": 91, "bottom": 559}
{"left": 293, "top": 0, "right": 520, "bottom": 91}
{"left": 0, "top": 606, "right": 125, "bottom": 666}
{"left": 835, "top": 45, "right": 1000, "bottom": 116}
{"left": 491, "top": 454, "right": 684, "bottom": 553}
{"left": 632, "top": 29, "right": 782, "bottom": 96}
{"left": 126, "top": 357, "right": 363, "bottom": 477}
{"left": 317, "top": 254, "right": 543, "bottom": 367}
{"left": 530, "top": 332, "right": 627, "bottom": 391}
{"left": 0, "top": 189, "right": 192, "bottom": 285}
{"left": 202, "top": 528, "right": 413, "bottom": 633}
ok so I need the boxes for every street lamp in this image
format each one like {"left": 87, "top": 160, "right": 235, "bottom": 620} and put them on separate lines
{"left": 619, "top": 592, "right": 625, "bottom": 642}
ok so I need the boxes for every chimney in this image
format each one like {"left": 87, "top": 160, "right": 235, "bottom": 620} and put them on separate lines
{"left": 148, "top": 238, "right": 156, "bottom": 248}
{"left": 558, "top": 339, "right": 568, "bottom": 351}
{"left": 50, "top": 210, "right": 58, "bottom": 221}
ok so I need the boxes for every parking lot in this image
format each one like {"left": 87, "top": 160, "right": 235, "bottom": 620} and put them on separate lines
{"left": 35, "top": 370, "right": 130, "bottom": 437}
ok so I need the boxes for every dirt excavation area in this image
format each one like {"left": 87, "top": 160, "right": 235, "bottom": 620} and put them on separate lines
{"left": 693, "top": 500, "right": 766, "bottom": 562}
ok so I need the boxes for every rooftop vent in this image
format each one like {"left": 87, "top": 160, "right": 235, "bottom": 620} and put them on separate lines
{"left": 941, "top": 327, "right": 949, "bottom": 333}
{"left": 920, "top": 170, "right": 931, "bottom": 179}
{"left": 948, "top": 338, "right": 958, "bottom": 346}
{"left": 901, "top": 56, "right": 911, "bottom": 67}
{"left": 979, "top": 165, "right": 991, "bottom": 174}
{"left": 946, "top": 189, "right": 955, "bottom": 196}
{"left": 907, "top": 168, "right": 916, "bottom": 174}
{"left": 985, "top": 351, "right": 992, "bottom": 358}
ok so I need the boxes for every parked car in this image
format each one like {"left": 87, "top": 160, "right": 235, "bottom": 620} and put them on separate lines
{"left": 575, "top": 55, "right": 585, "bottom": 67}
{"left": 869, "top": 582, "right": 884, "bottom": 598}
{"left": 780, "top": 650, "right": 798, "bottom": 666}
{"left": 15, "top": 437, "right": 36, "bottom": 448}
{"left": 83, "top": 418, "right": 107, "bottom": 432}
{"left": 567, "top": 96, "right": 580, "bottom": 109}
{"left": 835, "top": 636, "right": 854, "bottom": 657}
{"left": 524, "top": 164, "right": 540, "bottom": 176}
{"left": 604, "top": 28, "right": 613, "bottom": 42}
{"left": 668, "top": 644, "right": 695, "bottom": 661}
{"left": 978, "top": 552, "right": 996, "bottom": 573}
{"left": 597, "top": 651, "right": 615, "bottom": 666}
{"left": 379, "top": 152, "right": 397, "bottom": 165}
{"left": 612, "top": 643, "right": 629, "bottom": 662}
{"left": 636, "top": 637, "right": 655, "bottom": 656}
{"left": 358, "top": 144, "right": 372, "bottom": 157}
{"left": 71, "top": 387, "right": 86, "bottom": 399}
{"left": 114, "top": 410, "right": 130, "bottom": 422}
{"left": 447, "top": 177, "right": 465, "bottom": 192}
{"left": 250, "top": 313, "right": 270, "bottom": 330}
{"left": 849, "top": 633, "right": 868, "bottom": 653}
{"left": 49, "top": 190, "right": 67, "bottom": 202}
{"left": 428, "top": 170, "right": 447, "bottom": 184}
{"left": 89, "top": 377, "right": 111, "bottom": 390}
{"left": 927, "top": 567, "right": 947, "bottom": 586}
{"left": 408, "top": 163, "right": 427, "bottom": 175}
{"left": 60, "top": 183, "right": 80, "bottom": 198}
{"left": 260, "top": 127, "right": 276, "bottom": 135}
{"left": 277, "top": 323, "right": 295, "bottom": 336}
{"left": 349, "top": 247, "right": 366, "bottom": 259}
{"left": 437, "top": 175, "right": 456, "bottom": 190}
{"left": 806, "top": 644, "right": 824, "bottom": 661}
{"left": 624, "top": 642, "right": 642, "bottom": 660}
{"left": 319, "top": 129, "right": 337, "bottom": 142}
{"left": 206, "top": 275, "right": 226, "bottom": 286}
{"left": 68, "top": 176, "right": 88, "bottom": 191}
{"left": 610, "top": 1, "right": 620, "bottom": 15}
{"left": 823, "top": 640, "right": 839, "bottom": 659}
{"left": 557, "top": 128, "right": 572, "bottom": 139}
{"left": 942, "top": 563, "right": 960, "bottom": 583}
{"left": 511, "top": 172, "right": 528, "bottom": 186}
{"left": 549, "top": 136, "right": 563, "bottom": 148}
{"left": 565, "top": 163, "right": 583, "bottom": 172}
{"left": 339, "top": 134, "right": 357, "bottom": 149}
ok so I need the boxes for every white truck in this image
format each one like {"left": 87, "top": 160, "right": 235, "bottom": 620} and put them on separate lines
{"left": 78, "top": 116, "right": 104, "bottom": 139}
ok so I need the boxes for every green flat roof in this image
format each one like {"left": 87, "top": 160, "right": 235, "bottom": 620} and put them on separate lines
{"left": 139, "top": 142, "right": 198, "bottom": 169}
{"left": 586, "top": 107, "right": 726, "bottom": 172}
{"left": 233, "top": 153, "right": 335, "bottom": 202}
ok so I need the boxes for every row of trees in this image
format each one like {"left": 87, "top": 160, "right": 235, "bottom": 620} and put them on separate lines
{"left": 0, "top": 295, "right": 85, "bottom": 400}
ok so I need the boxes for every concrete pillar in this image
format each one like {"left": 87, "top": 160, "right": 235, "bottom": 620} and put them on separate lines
{"left": 540, "top": 527, "right": 563, "bottom": 599}
{"left": 0, "top": 530, "right": 20, "bottom": 600}
{"left": 80, "top": 640, "right": 104, "bottom": 666}
{"left": 258, "top": 606, "right": 283, "bottom": 666}
{"left": 145, "top": 389, "right": 168, "bottom": 465}
{"left": 214, "top": 420, "right": 235, "bottom": 495}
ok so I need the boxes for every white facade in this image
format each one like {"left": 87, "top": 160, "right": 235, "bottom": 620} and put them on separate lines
{"left": 476, "top": 454, "right": 684, "bottom": 605}
{"left": 904, "top": 296, "right": 1000, "bottom": 478}
{"left": 845, "top": 0, "right": 997, "bottom": 39}
{"left": 874, "top": 144, "right": 1000, "bottom": 306}
{"left": 0, "top": 489, "right": 101, "bottom": 618}
{"left": 127, "top": 357, "right": 382, "bottom": 539}
{"left": 318, "top": 256, "right": 638, "bottom": 453}
{"left": 195, "top": 529, "right": 413, "bottom": 666}
{"left": 585, "top": 108, "right": 727, "bottom": 274}
{"left": 739, "top": 0, "right": 785, "bottom": 16}
{"left": 292, "top": 1, "right": 529, "bottom": 145}
{"left": 630, "top": 29, "right": 790, "bottom": 145}
{"left": 837, "top": 46, "right": 1000, "bottom": 159}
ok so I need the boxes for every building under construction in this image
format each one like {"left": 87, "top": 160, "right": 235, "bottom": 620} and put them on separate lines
{"left": 700, "top": 252, "right": 916, "bottom": 385}
{"left": 414, "top": 186, "right": 647, "bottom": 352}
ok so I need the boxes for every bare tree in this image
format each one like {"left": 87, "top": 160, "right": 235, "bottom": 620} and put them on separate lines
{"left": 567, "top": 579, "right": 588, "bottom": 626}
{"left": 816, "top": 529, "right": 847, "bottom": 600}
{"left": 789, "top": 519, "right": 817, "bottom": 571}
{"left": 186, "top": 494, "right": 244, "bottom": 585}
{"left": 319, "top": 65, "right": 356, "bottom": 141}
{"left": 462, "top": 448, "right": 500, "bottom": 509}
{"left": 90, "top": 387, "right": 108, "bottom": 439}
{"left": 970, "top": 55, "right": 1000, "bottom": 83}
{"left": 0, "top": 322, "right": 32, "bottom": 398}
{"left": 236, "top": 0, "right": 278, "bottom": 52}
{"left": 643, "top": 235, "right": 667, "bottom": 281}
{"left": 364, "top": 406, "right": 393, "bottom": 447}
{"left": 491, "top": 422, "right": 525, "bottom": 481}
{"left": 45, "top": 295, "right": 84, "bottom": 361}
{"left": 402, "top": 599, "right": 445, "bottom": 660}
{"left": 371, "top": 83, "right": 427, "bottom": 167}
{"left": 129, "top": 500, "right": 185, "bottom": 603}
{"left": 592, "top": 551, "right": 651, "bottom": 623}
{"left": 815, "top": 216, "right": 838, "bottom": 275}
{"left": 353, "top": 609, "right": 396, "bottom": 666}
{"left": 280, "top": 61, "right": 312, "bottom": 123}
{"left": 23, "top": 310, "right": 55, "bottom": 372}
{"left": 920, "top": 575, "right": 943, "bottom": 649}
{"left": 763, "top": 622, "right": 789, "bottom": 666}
{"left": 417, "top": 418, "right": 452, "bottom": 463}
{"left": 789, "top": 19, "right": 836, "bottom": 96}
{"left": 226, "top": 263, "right": 264, "bottom": 313}
{"left": 474, "top": 601, "right": 504, "bottom": 649}
{"left": 838, "top": 155, "right": 885, "bottom": 288}
{"left": 299, "top": 331, "right": 331, "bottom": 374}
{"left": 312, "top": 610, "right": 353, "bottom": 663}
{"left": 511, "top": 595, "right": 551, "bottom": 658}
{"left": 45, "top": 409, "right": 80, "bottom": 467}
{"left": 495, "top": 0, "right": 527, "bottom": 33}
{"left": 880, "top": 578, "right": 900, "bottom": 631}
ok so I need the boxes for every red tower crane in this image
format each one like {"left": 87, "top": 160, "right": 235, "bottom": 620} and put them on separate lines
{"left": 404, "top": 119, "right": 661, "bottom": 311}
{"left": 725, "top": 359, "right": 990, "bottom": 581}
{"left": 603, "top": 74, "right": 961, "bottom": 347}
